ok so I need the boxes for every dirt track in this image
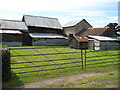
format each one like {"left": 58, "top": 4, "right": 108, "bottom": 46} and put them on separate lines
{"left": 15, "top": 71, "right": 118, "bottom": 88}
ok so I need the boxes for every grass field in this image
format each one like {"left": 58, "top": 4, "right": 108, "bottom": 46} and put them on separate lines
{"left": 2, "top": 46, "right": 119, "bottom": 88}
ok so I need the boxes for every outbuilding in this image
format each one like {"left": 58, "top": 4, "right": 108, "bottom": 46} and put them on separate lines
{"left": 87, "top": 35, "right": 120, "bottom": 50}
{"left": 69, "top": 34, "right": 88, "bottom": 49}
{"left": 0, "top": 19, "right": 28, "bottom": 46}
{"left": 63, "top": 19, "right": 92, "bottom": 37}
{"left": 29, "top": 33, "right": 68, "bottom": 46}
{"left": 23, "top": 15, "right": 68, "bottom": 46}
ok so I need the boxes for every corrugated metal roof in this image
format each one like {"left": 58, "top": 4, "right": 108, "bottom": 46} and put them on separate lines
{"left": 0, "top": 30, "right": 22, "bottom": 34}
{"left": 63, "top": 20, "right": 81, "bottom": 27}
{"left": 87, "top": 35, "right": 119, "bottom": 41}
{"left": 23, "top": 15, "right": 63, "bottom": 29}
{"left": 75, "top": 36, "right": 88, "bottom": 42}
{"left": 78, "top": 27, "right": 109, "bottom": 37}
{"left": 63, "top": 19, "right": 92, "bottom": 28}
{"left": 29, "top": 33, "right": 67, "bottom": 39}
{"left": 0, "top": 19, "right": 28, "bottom": 31}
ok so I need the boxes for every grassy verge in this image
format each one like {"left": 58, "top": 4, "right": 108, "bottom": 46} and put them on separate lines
{"left": 3, "top": 64, "right": 119, "bottom": 88}
{"left": 2, "top": 46, "right": 119, "bottom": 88}
{"left": 70, "top": 80, "right": 119, "bottom": 88}
{"left": 64, "top": 72, "right": 119, "bottom": 88}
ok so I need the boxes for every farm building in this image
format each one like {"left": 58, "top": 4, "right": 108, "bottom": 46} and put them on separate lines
{"left": 63, "top": 19, "right": 92, "bottom": 36}
{"left": 23, "top": 15, "right": 68, "bottom": 46}
{"left": 0, "top": 19, "right": 28, "bottom": 46}
{"left": 87, "top": 35, "right": 120, "bottom": 50}
{"left": 69, "top": 34, "right": 88, "bottom": 49}
{"left": 77, "top": 27, "right": 116, "bottom": 38}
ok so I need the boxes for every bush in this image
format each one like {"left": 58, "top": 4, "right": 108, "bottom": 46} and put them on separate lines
{"left": 2, "top": 47, "right": 11, "bottom": 81}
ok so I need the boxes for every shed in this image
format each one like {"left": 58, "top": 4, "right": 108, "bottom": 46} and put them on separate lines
{"left": 77, "top": 27, "right": 116, "bottom": 38}
{"left": 69, "top": 34, "right": 88, "bottom": 49}
{"left": 29, "top": 33, "right": 68, "bottom": 46}
{"left": 23, "top": 15, "right": 68, "bottom": 46}
{"left": 0, "top": 19, "right": 28, "bottom": 46}
{"left": 0, "top": 30, "right": 22, "bottom": 46}
{"left": 87, "top": 35, "right": 120, "bottom": 50}
{"left": 63, "top": 19, "right": 92, "bottom": 36}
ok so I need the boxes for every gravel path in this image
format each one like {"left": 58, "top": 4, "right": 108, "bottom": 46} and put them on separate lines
{"left": 15, "top": 71, "right": 118, "bottom": 88}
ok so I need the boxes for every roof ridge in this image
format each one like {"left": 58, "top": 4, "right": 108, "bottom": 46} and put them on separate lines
{"left": 63, "top": 19, "right": 92, "bottom": 28}
{"left": 63, "top": 19, "right": 82, "bottom": 27}
{"left": 93, "top": 27, "right": 109, "bottom": 29}
{"left": 0, "top": 19, "right": 23, "bottom": 22}
{"left": 23, "top": 15, "right": 58, "bottom": 20}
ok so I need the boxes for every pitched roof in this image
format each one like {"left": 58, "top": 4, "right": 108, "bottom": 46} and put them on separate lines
{"left": 77, "top": 27, "right": 109, "bottom": 37}
{"left": 63, "top": 20, "right": 82, "bottom": 27}
{"left": 23, "top": 15, "right": 63, "bottom": 29}
{"left": 63, "top": 19, "right": 92, "bottom": 28}
{"left": 0, "top": 19, "right": 28, "bottom": 31}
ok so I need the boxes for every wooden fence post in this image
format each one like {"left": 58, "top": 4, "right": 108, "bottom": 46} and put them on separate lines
{"left": 81, "top": 49, "right": 84, "bottom": 68}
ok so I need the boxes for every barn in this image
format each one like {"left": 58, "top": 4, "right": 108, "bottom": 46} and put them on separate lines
{"left": 23, "top": 15, "right": 68, "bottom": 46}
{"left": 69, "top": 34, "right": 88, "bottom": 49}
{"left": 63, "top": 19, "right": 92, "bottom": 37}
{"left": 87, "top": 35, "right": 120, "bottom": 50}
{"left": 0, "top": 19, "right": 28, "bottom": 46}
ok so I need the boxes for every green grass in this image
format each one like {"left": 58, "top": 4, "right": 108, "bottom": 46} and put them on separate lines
{"left": 72, "top": 80, "right": 119, "bottom": 88}
{"left": 3, "top": 46, "right": 119, "bottom": 88}
{"left": 10, "top": 46, "right": 81, "bottom": 74}
{"left": 42, "top": 71, "right": 119, "bottom": 88}
{"left": 65, "top": 72, "right": 119, "bottom": 88}
{"left": 78, "top": 73, "right": 118, "bottom": 84}
{"left": 3, "top": 64, "right": 119, "bottom": 88}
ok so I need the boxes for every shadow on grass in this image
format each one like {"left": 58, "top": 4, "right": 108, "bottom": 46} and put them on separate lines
{"left": 2, "top": 71, "right": 24, "bottom": 89}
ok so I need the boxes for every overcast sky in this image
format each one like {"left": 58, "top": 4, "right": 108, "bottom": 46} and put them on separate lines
{"left": 0, "top": 0, "right": 119, "bottom": 27}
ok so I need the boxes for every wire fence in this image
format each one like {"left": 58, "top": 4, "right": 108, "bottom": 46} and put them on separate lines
{"left": 10, "top": 46, "right": 120, "bottom": 74}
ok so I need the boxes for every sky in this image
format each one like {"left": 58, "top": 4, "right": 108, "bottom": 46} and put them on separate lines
{"left": 0, "top": 0, "right": 119, "bottom": 27}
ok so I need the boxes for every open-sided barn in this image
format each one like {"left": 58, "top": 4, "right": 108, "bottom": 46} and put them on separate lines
{"left": 0, "top": 19, "right": 28, "bottom": 46}
{"left": 87, "top": 35, "right": 120, "bottom": 50}
{"left": 23, "top": 15, "right": 68, "bottom": 46}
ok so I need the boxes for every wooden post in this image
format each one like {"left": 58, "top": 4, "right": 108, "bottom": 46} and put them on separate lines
{"left": 84, "top": 47, "right": 87, "bottom": 68}
{"left": 81, "top": 49, "right": 84, "bottom": 68}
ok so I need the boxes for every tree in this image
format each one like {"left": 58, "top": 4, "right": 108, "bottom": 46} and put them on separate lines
{"left": 106, "top": 23, "right": 118, "bottom": 29}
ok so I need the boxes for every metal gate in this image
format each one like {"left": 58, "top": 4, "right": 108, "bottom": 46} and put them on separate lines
{"left": 10, "top": 46, "right": 119, "bottom": 74}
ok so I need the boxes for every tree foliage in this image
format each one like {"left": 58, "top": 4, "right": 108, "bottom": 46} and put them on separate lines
{"left": 106, "top": 23, "right": 118, "bottom": 29}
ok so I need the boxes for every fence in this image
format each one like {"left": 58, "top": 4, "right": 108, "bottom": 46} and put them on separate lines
{"left": 80, "top": 49, "right": 119, "bottom": 68}
{"left": 10, "top": 46, "right": 119, "bottom": 74}
{"left": 10, "top": 46, "right": 82, "bottom": 74}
